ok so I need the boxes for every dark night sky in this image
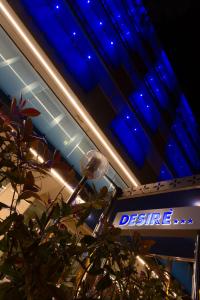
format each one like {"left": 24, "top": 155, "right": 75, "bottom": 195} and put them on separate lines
{"left": 144, "top": 0, "right": 200, "bottom": 121}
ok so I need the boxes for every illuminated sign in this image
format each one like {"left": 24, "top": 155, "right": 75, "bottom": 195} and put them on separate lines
{"left": 113, "top": 207, "right": 200, "bottom": 231}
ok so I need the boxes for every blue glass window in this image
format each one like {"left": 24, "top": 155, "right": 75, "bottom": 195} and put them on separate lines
{"left": 171, "top": 118, "right": 200, "bottom": 171}
{"left": 22, "top": 0, "right": 103, "bottom": 91}
{"left": 156, "top": 51, "right": 177, "bottom": 91}
{"left": 145, "top": 71, "right": 170, "bottom": 109}
{"left": 178, "top": 95, "right": 200, "bottom": 151}
{"left": 111, "top": 108, "right": 150, "bottom": 168}
{"left": 70, "top": 0, "right": 122, "bottom": 67}
{"left": 130, "top": 84, "right": 161, "bottom": 132}
{"left": 165, "top": 137, "right": 192, "bottom": 178}
{"left": 158, "top": 164, "right": 173, "bottom": 181}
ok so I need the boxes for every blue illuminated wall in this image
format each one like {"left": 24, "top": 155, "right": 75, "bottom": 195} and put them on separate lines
{"left": 13, "top": 0, "right": 200, "bottom": 182}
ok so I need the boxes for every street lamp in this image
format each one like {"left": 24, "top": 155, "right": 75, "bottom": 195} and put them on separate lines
{"left": 67, "top": 150, "right": 108, "bottom": 205}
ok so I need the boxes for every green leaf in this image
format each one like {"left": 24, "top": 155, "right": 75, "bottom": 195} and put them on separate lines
{"left": 0, "top": 282, "right": 22, "bottom": 300}
{"left": 0, "top": 262, "right": 20, "bottom": 279}
{"left": 59, "top": 284, "right": 74, "bottom": 298}
{"left": 63, "top": 282, "right": 74, "bottom": 288}
{"left": 0, "top": 282, "right": 12, "bottom": 298}
{"left": 34, "top": 213, "right": 46, "bottom": 231}
{"left": 0, "top": 159, "right": 15, "bottom": 169}
{"left": 24, "top": 199, "right": 34, "bottom": 205}
{"left": 81, "top": 235, "right": 96, "bottom": 245}
{"left": 0, "top": 236, "right": 8, "bottom": 252}
{"left": 88, "top": 265, "right": 104, "bottom": 275}
{"left": 96, "top": 274, "right": 113, "bottom": 291}
{"left": 0, "top": 136, "right": 7, "bottom": 141}
{"left": 60, "top": 200, "right": 71, "bottom": 217}
{"left": 0, "top": 202, "right": 10, "bottom": 210}
{"left": 23, "top": 172, "right": 40, "bottom": 192}
{"left": 18, "top": 190, "right": 41, "bottom": 202}
{"left": 40, "top": 212, "right": 47, "bottom": 229}
{"left": 99, "top": 186, "right": 108, "bottom": 198}
{"left": 46, "top": 284, "right": 67, "bottom": 300}
{"left": 25, "top": 171, "right": 35, "bottom": 187}
{"left": 110, "top": 227, "right": 121, "bottom": 236}
{"left": 51, "top": 203, "right": 60, "bottom": 220}
{"left": 5, "top": 170, "right": 25, "bottom": 184}
{"left": 77, "top": 207, "right": 91, "bottom": 227}
{"left": 45, "top": 224, "right": 59, "bottom": 234}
{"left": 0, "top": 213, "right": 17, "bottom": 235}
{"left": 91, "top": 200, "right": 105, "bottom": 209}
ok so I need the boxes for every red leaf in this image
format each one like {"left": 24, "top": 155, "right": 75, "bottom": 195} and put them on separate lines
{"left": 53, "top": 150, "right": 61, "bottom": 162}
{"left": 11, "top": 98, "right": 17, "bottom": 113}
{"left": 24, "top": 118, "right": 33, "bottom": 138}
{"left": 21, "top": 99, "right": 26, "bottom": 108}
{"left": 20, "top": 108, "right": 40, "bottom": 117}
{"left": 19, "top": 94, "right": 23, "bottom": 106}
{"left": 19, "top": 94, "right": 26, "bottom": 108}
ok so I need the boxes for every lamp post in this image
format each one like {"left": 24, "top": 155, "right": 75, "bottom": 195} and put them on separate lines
{"left": 93, "top": 174, "right": 122, "bottom": 236}
{"left": 67, "top": 150, "right": 109, "bottom": 205}
{"left": 71, "top": 151, "right": 122, "bottom": 297}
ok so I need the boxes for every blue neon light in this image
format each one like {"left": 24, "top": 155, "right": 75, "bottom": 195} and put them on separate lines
{"left": 162, "top": 209, "right": 173, "bottom": 225}
{"left": 181, "top": 219, "right": 186, "bottom": 224}
{"left": 136, "top": 213, "right": 146, "bottom": 226}
{"left": 129, "top": 214, "right": 138, "bottom": 226}
{"left": 174, "top": 219, "right": 179, "bottom": 224}
{"left": 119, "top": 215, "right": 129, "bottom": 226}
{"left": 149, "top": 213, "right": 160, "bottom": 225}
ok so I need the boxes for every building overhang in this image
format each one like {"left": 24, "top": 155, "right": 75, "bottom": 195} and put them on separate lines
{"left": 0, "top": 0, "right": 139, "bottom": 188}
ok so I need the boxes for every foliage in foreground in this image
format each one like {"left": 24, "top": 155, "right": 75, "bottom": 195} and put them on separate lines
{"left": 0, "top": 99, "right": 186, "bottom": 299}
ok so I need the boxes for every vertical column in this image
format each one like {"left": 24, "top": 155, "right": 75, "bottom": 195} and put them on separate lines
{"left": 165, "top": 257, "right": 173, "bottom": 297}
{"left": 192, "top": 232, "right": 200, "bottom": 300}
